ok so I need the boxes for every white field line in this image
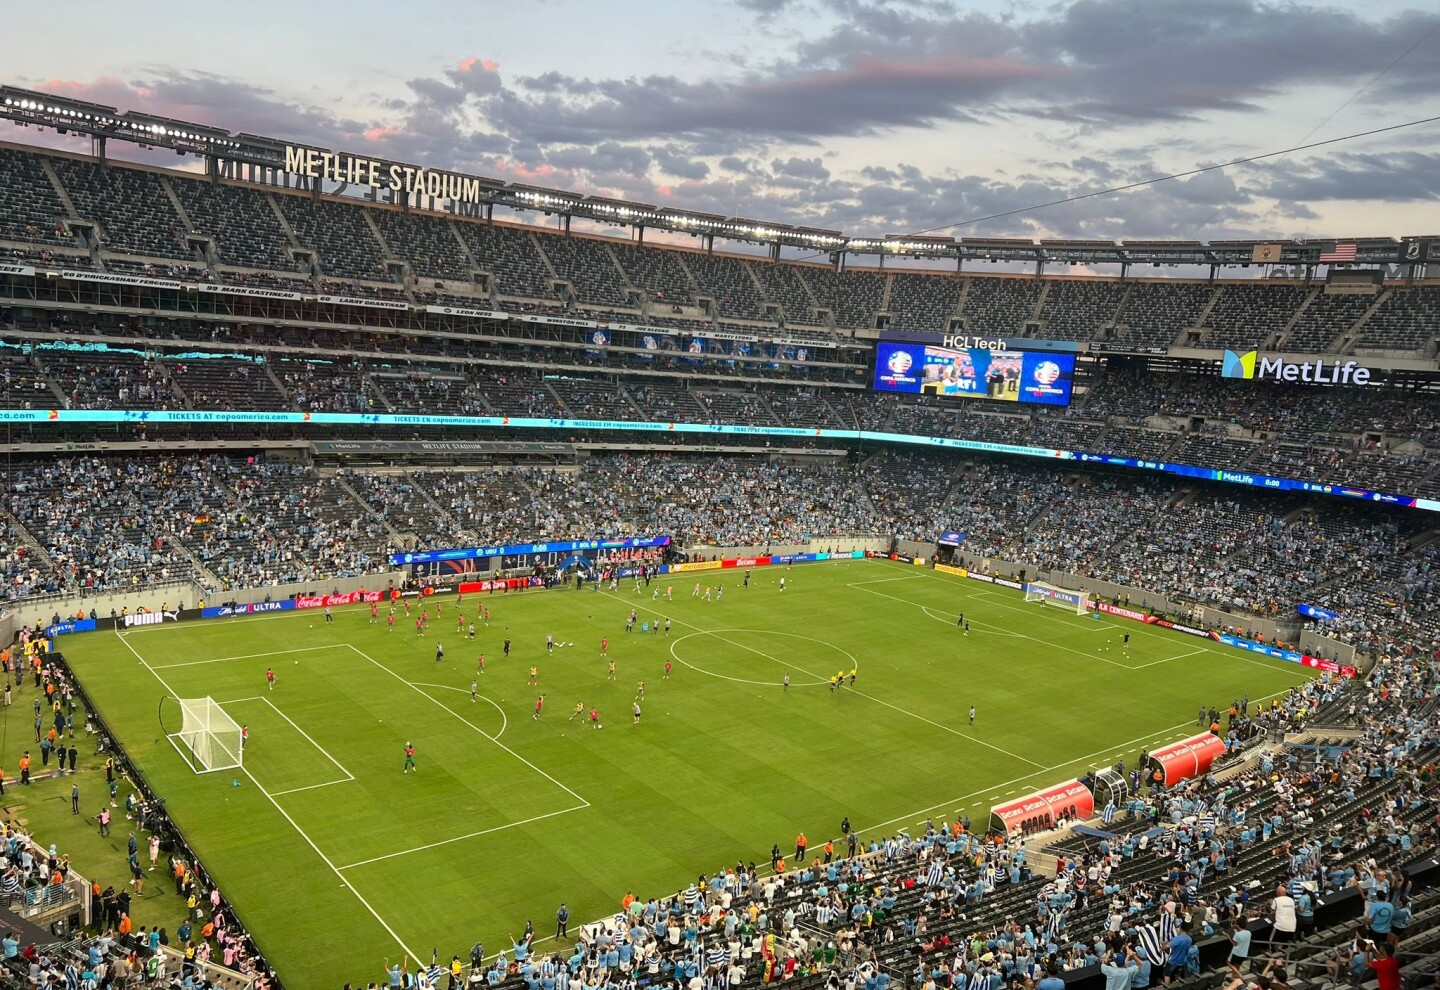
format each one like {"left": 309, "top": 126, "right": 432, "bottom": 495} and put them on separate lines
{"left": 857, "top": 685, "right": 1295, "bottom": 836}
{"left": 408, "top": 682, "right": 510, "bottom": 740}
{"left": 335, "top": 803, "right": 590, "bottom": 871}
{"left": 847, "top": 582, "right": 1135, "bottom": 669}
{"left": 151, "top": 645, "right": 347, "bottom": 669}
{"left": 222, "top": 696, "right": 355, "bottom": 782}
{"left": 897, "top": 562, "right": 1308, "bottom": 674}
{"left": 110, "top": 630, "right": 425, "bottom": 967}
{"left": 1130, "top": 647, "right": 1211, "bottom": 669}
{"left": 271, "top": 779, "right": 355, "bottom": 797}
{"left": 345, "top": 645, "right": 589, "bottom": 808}
{"left": 599, "top": 591, "right": 1045, "bottom": 770}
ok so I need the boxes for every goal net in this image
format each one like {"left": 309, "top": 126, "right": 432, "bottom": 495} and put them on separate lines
{"left": 1024, "top": 582, "right": 1089, "bottom": 615}
{"left": 172, "top": 697, "right": 244, "bottom": 774}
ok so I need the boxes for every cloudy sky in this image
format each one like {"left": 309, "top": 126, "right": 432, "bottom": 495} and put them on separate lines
{"left": 8, "top": 0, "right": 1440, "bottom": 246}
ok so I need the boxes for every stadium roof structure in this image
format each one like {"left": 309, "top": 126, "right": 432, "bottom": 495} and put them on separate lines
{"left": 2, "top": 84, "right": 1436, "bottom": 272}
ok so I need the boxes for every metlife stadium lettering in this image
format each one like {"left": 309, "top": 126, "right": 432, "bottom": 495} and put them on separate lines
{"left": 1257, "top": 357, "right": 1372, "bottom": 386}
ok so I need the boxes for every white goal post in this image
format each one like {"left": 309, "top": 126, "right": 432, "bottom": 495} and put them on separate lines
{"left": 171, "top": 697, "right": 244, "bottom": 774}
{"left": 1024, "top": 582, "right": 1090, "bottom": 616}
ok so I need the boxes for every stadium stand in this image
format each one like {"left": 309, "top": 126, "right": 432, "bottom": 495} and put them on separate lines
{"left": 888, "top": 273, "right": 964, "bottom": 332}
{"left": 6, "top": 110, "right": 1440, "bottom": 990}
{"left": 167, "top": 174, "right": 299, "bottom": 272}
{"left": 752, "top": 260, "right": 822, "bottom": 324}
{"left": 532, "top": 231, "right": 628, "bottom": 306}
{"left": 1358, "top": 287, "right": 1440, "bottom": 353}
{"left": 1281, "top": 291, "right": 1375, "bottom": 353}
{"left": 611, "top": 241, "right": 695, "bottom": 304}
{"left": 275, "top": 194, "right": 387, "bottom": 281}
{"left": 1200, "top": 283, "right": 1308, "bottom": 352}
{"left": 367, "top": 207, "right": 475, "bottom": 282}
{"left": 684, "top": 252, "right": 767, "bottom": 319}
{"left": 454, "top": 221, "right": 555, "bottom": 299}
{"left": 48, "top": 158, "right": 187, "bottom": 260}
{"left": 0, "top": 147, "right": 73, "bottom": 248}
{"left": 1111, "top": 282, "right": 1212, "bottom": 349}
{"left": 961, "top": 277, "right": 1043, "bottom": 336}
{"left": 1037, "top": 279, "right": 1127, "bottom": 342}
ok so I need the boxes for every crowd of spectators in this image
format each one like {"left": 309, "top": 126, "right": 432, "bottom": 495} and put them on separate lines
{"left": 376, "top": 653, "right": 1438, "bottom": 990}
{"left": 2, "top": 447, "right": 1438, "bottom": 661}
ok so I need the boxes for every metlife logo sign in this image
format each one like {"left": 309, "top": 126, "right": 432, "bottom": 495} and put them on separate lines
{"left": 1221, "top": 350, "right": 1373, "bottom": 386}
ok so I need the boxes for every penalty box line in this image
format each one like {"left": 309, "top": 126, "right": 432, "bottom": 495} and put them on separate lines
{"left": 343, "top": 644, "right": 590, "bottom": 808}
{"left": 217, "top": 695, "right": 357, "bottom": 796}
{"left": 151, "top": 644, "right": 349, "bottom": 669}
{"left": 334, "top": 803, "right": 589, "bottom": 871}
{"left": 110, "top": 631, "right": 427, "bottom": 967}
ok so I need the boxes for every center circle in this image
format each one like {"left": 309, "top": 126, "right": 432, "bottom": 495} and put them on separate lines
{"left": 668, "top": 629, "right": 856, "bottom": 687}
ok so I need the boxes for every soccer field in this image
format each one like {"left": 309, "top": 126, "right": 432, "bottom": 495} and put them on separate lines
{"left": 60, "top": 559, "right": 1309, "bottom": 987}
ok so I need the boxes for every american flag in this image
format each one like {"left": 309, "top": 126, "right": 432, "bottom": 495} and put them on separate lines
{"left": 1320, "top": 242, "right": 1357, "bottom": 263}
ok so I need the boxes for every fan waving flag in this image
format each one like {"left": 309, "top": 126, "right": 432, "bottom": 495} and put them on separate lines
{"left": 1320, "top": 242, "right": 1357, "bottom": 263}
{"left": 1135, "top": 913, "right": 1174, "bottom": 965}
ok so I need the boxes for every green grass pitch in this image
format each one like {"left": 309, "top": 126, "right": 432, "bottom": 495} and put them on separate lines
{"left": 58, "top": 559, "right": 1309, "bottom": 987}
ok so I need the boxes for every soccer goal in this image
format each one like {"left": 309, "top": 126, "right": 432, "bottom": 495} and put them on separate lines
{"left": 1024, "top": 581, "right": 1089, "bottom": 615}
{"left": 167, "top": 697, "right": 244, "bottom": 774}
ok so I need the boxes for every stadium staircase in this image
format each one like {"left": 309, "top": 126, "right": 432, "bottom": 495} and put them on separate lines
{"left": 1027, "top": 279, "right": 1051, "bottom": 335}
{"left": 615, "top": 382, "right": 655, "bottom": 421}
{"left": 1182, "top": 285, "right": 1226, "bottom": 349}
{"left": 1328, "top": 288, "right": 1395, "bottom": 355}
{"left": 789, "top": 265, "right": 826, "bottom": 321}
{"left": 263, "top": 362, "right": 293, "bottom": 407}
{"left": 738, "top": 258, "right": 770, "bottom": 310}
{"left": 0, "top": 503, "right": 57, "bottom": 573}
{"left": 405, "top": 473, "right": 472, "bottom": 541}
{"left": 1271, "top": 287, "right": 1322, "bottom": 351}
{"left": 29, "top": 351, "right": 70, "bottom": 409}
{"left": 262, "top": 192, "right": 310, "bottom": 278}
{"left": 36, "top": 156, "right": 80, "bottom": 227}
{"left": 877, "top": 271, "right": 895, "bottom": 316}
{"left": 322, "top": 469, "right": 409, "bottom": 546}
{"left": 527, "top": 229, "right": 560, "bottom": 281}
{"left": 156, "top": 173, "right": 196, "bottom": 238}
{"left": 170, "top": 538, "right": 223, "bottom": 593}
{"left": 162, "top": 364, "right": 195, "bottom": 409}
{"left": 363, "top": 370, "right": 398, "bottom": 411}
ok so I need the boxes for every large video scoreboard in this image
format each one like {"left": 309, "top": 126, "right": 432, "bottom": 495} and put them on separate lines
{"left": 872, "top": 331, "right": 1077, "bottom": 407}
